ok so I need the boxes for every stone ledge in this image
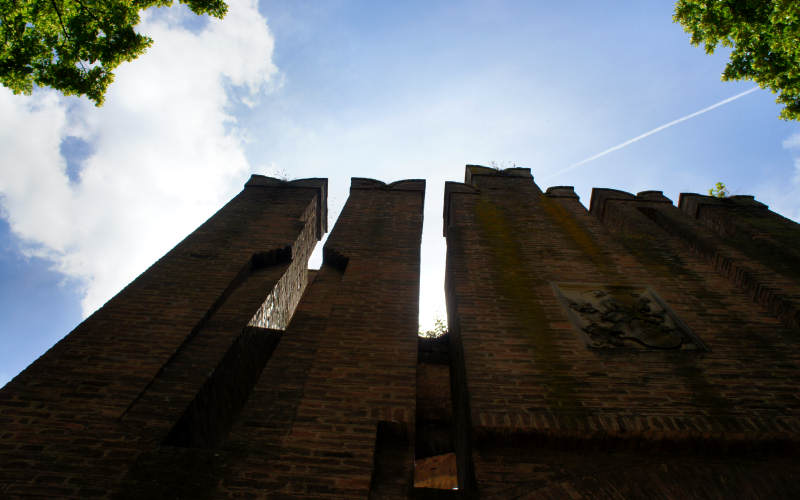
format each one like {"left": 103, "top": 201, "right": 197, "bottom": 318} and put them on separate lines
{"left": 545, "top": 186, "right": 579, "bottom": 199}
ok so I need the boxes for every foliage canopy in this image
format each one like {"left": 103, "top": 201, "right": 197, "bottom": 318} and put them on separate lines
{"left": 674, "top": 0, "right": 800, "bottom": 120}
{"left": 708, "top": 181, "right": 728, "bottom": 197}
{"left": 0, "top": 0, "right": 227, "bottom": 105}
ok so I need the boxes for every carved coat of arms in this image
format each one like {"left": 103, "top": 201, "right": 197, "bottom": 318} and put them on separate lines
{"left": 554, "top": 284, "right": 704, "bottom": 351}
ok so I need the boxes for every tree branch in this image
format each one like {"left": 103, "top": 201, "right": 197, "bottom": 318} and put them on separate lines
{"left": 74, "top": 0, "right": 102, "bottom": 25}
{"left": 49, "top": 0, "right": 88, "bottom": 73}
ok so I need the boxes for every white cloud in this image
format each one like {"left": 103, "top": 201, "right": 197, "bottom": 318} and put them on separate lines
{"left": 782, "top": 133, "right": 800, "bottom": 189}
{"left": 787, "top": 135, "right": 800, "bottom": 214}
{"left": 782, "top": 132, "right": 800, "bottom": 151}
{"left": 760, "top": 132, "right": 800, "bottom": 222}
{"left": 0, "top": 0, "right": 277, "bottom": 315}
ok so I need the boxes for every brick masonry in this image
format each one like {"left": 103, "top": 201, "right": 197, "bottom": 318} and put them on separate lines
{"left": 2, "top": 164, "right": 800, "bottom": 498}
{"left": 1, "top": 175, "right": 328, "bottom": 498}
{"left": 0, "top": 175, "right": 427, "bottom": 499}
{"left": 444, "top": 165, "right": 800, "bottom": 497}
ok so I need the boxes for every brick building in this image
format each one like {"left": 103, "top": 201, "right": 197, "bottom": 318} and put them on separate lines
{"left": 1, "top": 166, "right": 799, "bottom": 498}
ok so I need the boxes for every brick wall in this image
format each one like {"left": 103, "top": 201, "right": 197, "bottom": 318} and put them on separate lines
{"left": 0, "top": 175, "right": 326, "bottom": 497}
{"left": 677, "top": 192, "right": 800, "bottom": 330}
{"left": 192, "top": 178, "right": 425, "bottom": 498}
{"left": 444, "top": 165, "right": 800, "bottom": 497}
{"left": 1, "top": 174, "right": 428, "bottom": 499}
{"left": 4, "top": 164, "right": 799, "bottom": 499}
{"left": 59, "top": 176, "right": 426, "bottom": 499}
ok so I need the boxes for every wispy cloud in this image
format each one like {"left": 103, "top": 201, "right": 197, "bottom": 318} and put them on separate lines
{"left": 544, "top": 87, "right": 760, "bottom": 180}
{"left": 783, "top": 132, "right": 800, "bottom": 151}
{"left": 770, "top": 131, "right": 800, "bottom": 221}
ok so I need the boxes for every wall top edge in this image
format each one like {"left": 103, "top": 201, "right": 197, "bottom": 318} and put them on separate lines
{"left": 464, "top": 165, "right": 532, "bottom": 185}
{"left": 245, "top": 174, "right": 328, "bottom": 189}
{"left": 589, "top": 188, "right": 635, "bottom": 216}
{"left": 244, "top": 175, "right": 328, "bottom": 238}
{"left": 678, "top": 192, "right": 767, "bottom": 218}
{"left": 636, "top": 190, "right": 673, "bottom": 203}
{"left": 444, "top": 181, "right": 480, "bottom": 195}
{"left": 350, "top": 178, "right": 426, "bottom": 192}
{"left": 545, "top": 186, "right": 578, "bottom": 199}
{"left": 443, "top": 182, "right": 480, "bottom": 237}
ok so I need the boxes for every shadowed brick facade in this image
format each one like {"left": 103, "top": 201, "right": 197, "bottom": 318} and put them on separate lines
{"left": 443, "top": 165, "right": 800, "bottom": 498}
{"left": 0, "top": 175, "right": 425, "bottom": 498}
{"left": 3, "top": 165, "right": 800, "bottom": 498}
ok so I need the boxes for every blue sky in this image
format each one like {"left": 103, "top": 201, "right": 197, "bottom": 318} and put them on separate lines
{"left": 1, "top": 0, "right": 799, "bottom": 387}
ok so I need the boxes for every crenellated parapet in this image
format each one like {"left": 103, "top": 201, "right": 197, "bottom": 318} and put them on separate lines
{"left": 590, "top": 188, "right": 674, "bottom": 216}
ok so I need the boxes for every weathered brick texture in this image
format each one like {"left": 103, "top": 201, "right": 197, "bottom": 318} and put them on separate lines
{"left": 0, "top": 175, "right": 426, "bottom": 499}
{"left": 4, "top": 163, "right": 800, "bottom": 499}
{"left": 444, "top": 165, "right": 800, "bottom": 497}
{"left": 205, "top": 178, "right": 426, "bottom": 499}
{"left": 0, "top": 175, "right": 327, "bottom": 497}
{"left": 677, "top": 192, "right": 800, "bottom": 330}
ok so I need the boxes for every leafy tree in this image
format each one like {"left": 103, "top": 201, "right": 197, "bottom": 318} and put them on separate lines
{"left": 419, "top": 318, "right": 448, "bottom": 339}
{"left": 674, "top": 0, "right": 800, "bottom": 120}
{"left": 0, "top": 0, "right": 227, "bottom": 105}
{"left": 709, "top": 181, "right": 728, "bottom": 197}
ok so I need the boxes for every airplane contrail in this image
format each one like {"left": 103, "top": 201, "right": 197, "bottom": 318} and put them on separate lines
{"left": 544, "top": 86, "right": 759, "bottom": 180}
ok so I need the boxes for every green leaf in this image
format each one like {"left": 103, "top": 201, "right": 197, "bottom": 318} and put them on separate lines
{"left": 674, "top": 0, "right": 800, "bottom": 120}
{"left": 0, "top": 0, "right": 228, "bottom": 105}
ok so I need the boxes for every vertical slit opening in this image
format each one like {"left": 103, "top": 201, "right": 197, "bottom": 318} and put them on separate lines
{"left": 414, "top": 333, "right": 459, "bottom": 492}
{"left": 368, "top": 421, "right": 413, "bottom": 499}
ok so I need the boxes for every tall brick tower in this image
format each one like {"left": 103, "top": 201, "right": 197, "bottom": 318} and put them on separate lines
{"left": 0, "top": 175, "right": 426, "bottom": 498}
{"left": 443, "top": 165, "right": 800, "bottom": 497}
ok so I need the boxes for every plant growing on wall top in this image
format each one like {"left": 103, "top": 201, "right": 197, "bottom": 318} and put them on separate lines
{"left": 709, "top": 181, "right": 729, "bottom": 198}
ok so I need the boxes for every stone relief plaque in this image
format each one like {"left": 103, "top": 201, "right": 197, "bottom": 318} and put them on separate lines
{"left": 553, "top": 283, "right": 705, "bottom": 351}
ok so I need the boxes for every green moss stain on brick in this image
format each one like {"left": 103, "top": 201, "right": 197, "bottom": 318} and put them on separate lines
{"left": 523, "top": 197, "right": 732, "bottom": 416}
{"left": 474, "top": 195, "right": 584, "bottom": 412}
{"left": 538, "top": 196, "right": 612, "bottom": 274}
{"left": 618, "top": 232, "right": 704, "bottom": 281}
